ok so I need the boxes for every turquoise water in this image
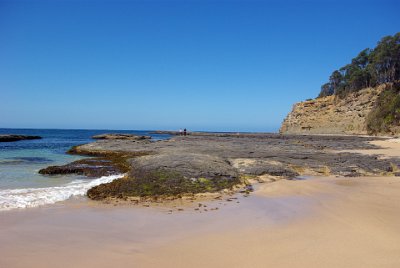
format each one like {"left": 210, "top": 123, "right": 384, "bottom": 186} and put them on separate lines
{"left": 0, "top": 129, "right": 170, "bottom": 210}
{"left": 0, "top": 148, "right": 83, "bottom": 189}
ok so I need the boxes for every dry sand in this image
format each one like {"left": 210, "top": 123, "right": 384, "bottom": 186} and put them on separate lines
{"left": 1, "top": 139, "right": 400, "bottom": 268}
{"left": 338, "top": 137, "right": 400, "bottom": 159}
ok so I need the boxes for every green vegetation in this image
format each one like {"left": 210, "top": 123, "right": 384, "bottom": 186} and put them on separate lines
{"left": 318, "top": 33, "right": 400, "bottom": 98}
{"left": 87, "top": 168, "right": 240, "bottom": 200}
{"left": 366, "top": 83, "right": 400, "bottom": 134}
{"left": 69, "top": 146, "right": 241, "bottom": 200}
{"left": 315, "top": 32, "right": 400, "bottom": 134}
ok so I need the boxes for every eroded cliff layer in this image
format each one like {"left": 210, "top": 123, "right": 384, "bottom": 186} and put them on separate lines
{"left": 280, "top": 85, "right": 386, "bottom": 135}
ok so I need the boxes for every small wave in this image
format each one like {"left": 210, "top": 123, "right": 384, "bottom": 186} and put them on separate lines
{"left": 0, "top": 174, "right": 124, "bottom": 211}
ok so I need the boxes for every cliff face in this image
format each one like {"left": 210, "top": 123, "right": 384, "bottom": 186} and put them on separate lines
{"left": 280, "top": 85, "right": 387, "bottom": 135}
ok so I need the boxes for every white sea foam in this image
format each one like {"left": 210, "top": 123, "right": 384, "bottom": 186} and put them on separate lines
{"left": 0, "top": 174, "right": 124, "bottom": 211}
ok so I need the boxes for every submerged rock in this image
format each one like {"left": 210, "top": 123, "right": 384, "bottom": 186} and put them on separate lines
{"left": 39, "top": 158, "right": 122, "bottom": 178}
{"left": 1, "top": 157, "right": 53, "bottom": 165}
{"left": 0, "top": 135, "right": 42, "bottom": 142}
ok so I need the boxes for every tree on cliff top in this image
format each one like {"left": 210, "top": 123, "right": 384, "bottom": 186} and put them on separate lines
{"left": 318, "top": 32, "right": 400, "bottom": 98}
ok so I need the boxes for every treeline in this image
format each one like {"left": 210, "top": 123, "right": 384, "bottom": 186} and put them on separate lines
{"left": 319, "top": 32, "right": 400, "bottom": 98}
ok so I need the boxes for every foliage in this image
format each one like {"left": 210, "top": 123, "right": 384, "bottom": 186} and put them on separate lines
{"left": 318, "top": 33, "right": 400, "bottom": 98}
{"left": 366, "top": 83, "right": 400, "bottom": 134}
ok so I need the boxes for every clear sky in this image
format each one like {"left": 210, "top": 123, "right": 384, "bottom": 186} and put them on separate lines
{"left": 1, "top": 0, "right": 399, "bottom": 132}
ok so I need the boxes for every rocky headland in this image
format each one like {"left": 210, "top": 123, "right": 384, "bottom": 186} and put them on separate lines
{"left": 0, "top": 134, "right": 42, "bottom": 142}
{"left": 40, "top": 133, "right": 400, "bottom": 201}
{"left": 280, "top": 85, "right": 386, "bottom": 135}
{"left": 281, "top": 33, "right": 400, "bottom": 136}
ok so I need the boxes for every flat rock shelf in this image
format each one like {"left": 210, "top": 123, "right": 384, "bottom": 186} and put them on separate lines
{"left": 40, "top": 133, "right": 400, "bottom": 201}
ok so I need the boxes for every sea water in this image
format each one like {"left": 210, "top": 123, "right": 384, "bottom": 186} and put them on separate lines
{"left": 0, "top": 129, "right": 170, "bottom": 211}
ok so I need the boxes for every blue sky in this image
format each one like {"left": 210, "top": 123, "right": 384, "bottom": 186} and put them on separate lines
{"left": 1, "top": 0, "right": 399, "bottom": 132}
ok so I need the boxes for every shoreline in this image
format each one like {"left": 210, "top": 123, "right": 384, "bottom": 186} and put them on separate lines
{"left": 3, "top": 132, "right": 399, "bottom": 211}
{"left": 2, "top": 175, "right": 400, "bottom": 267}
{"left": 0, "top": 176, "right": 318, "bottom": 267}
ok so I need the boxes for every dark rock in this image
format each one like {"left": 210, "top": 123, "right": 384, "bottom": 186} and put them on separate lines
{"left": 129, "top": 153, "right": 238, "bottom": 180}
{"left": 241, "top": 165, "right": 299, "bottom": 178}
{"left": 149, "top": 130, "right": 180, "bottom": 135}
{"left": 344, "top": 171, "right": 363, "bottom": 177}
{"left": 0, "top": 135, "right": 42, "bottom": 142}
{"left": 53, "top": 133, "right": 400, "bottom": 200}
{"left": 92, "top": 133, "right": 151, "bottom": 140}
{"left": 87, "top": 153, "right": 240, "bottom": 199}
{"left": 239, "top": 185, "right": 254, "bottom": 193}
{"left": 39, "top": 158, "right": 122, "bottom": 177}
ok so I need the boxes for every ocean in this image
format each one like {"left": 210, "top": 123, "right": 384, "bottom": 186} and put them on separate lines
{"left": 0, "top": 129, "right": 171, "bottom": 211}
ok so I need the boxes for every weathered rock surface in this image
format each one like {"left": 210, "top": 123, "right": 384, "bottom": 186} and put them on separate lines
{"left": 231, "top": 158, "right": 300, "bottom": 177}
{"left": 57, "top": 133, "right": 400, "bottom": 199}
{"left": 150, "top": 130, "right": 270, "bottom": 137}
{"left": 130, "top": 152, "right": 238, "bottom": 180}
{"left": 0, "top": 135, "right": 42, "bottom": 142}
{"left": 280, "top": 85, "right": 386, "bottom": 135}
{"left": 150, "top": 130, "right": 181, "bottom": 135}
{"left": 71, "top": 134, "right": 396, "bottom": 177}
{"left": 39, "top": 158, "right": 123, "bottom": 177}
{"left": 92, "top": 133, "right": 151, "bottom": 140}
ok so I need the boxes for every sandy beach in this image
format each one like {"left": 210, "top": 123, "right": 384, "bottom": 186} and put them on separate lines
{"left": 2, "top": 1, "right": 399, "bottom": 267}
{"left": 1, "top": 138, "right": 400, "bottom": 268}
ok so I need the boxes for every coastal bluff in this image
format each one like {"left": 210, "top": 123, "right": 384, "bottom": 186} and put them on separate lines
{"left": 280, "top": 85, "right": 386, "bottom": 135}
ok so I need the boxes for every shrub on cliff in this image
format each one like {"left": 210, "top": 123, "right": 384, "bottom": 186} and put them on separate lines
{"left": 366, "top": 83, "right": 400, "bottom": 134}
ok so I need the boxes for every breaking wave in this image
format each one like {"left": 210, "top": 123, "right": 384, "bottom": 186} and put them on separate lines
{"left": 0, "top": 174, "right": 124, "bottom": 211}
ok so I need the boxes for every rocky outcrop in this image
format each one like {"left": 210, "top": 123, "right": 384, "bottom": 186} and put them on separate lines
{"left": 39, "top": 158, "right": 123, "bottom": 178}
{"left": 280, "top": 85, "right": 387, "bottom": 135}
{"left": 54, "top": 133, "right": 400, "bottom": 200}
{"left": 150, "top": 130, "right": 181, "bottom": 135}
{"left": 92, "top": 133, "right": 151, "bottom": 140}
{"left": 130, "top": 152, "right": 238, "bottom": 180}
{"left": 88, "top": 153, "right": 240, "bottom": 199}
{"left": 151, "top": 131, "right": 272, "bottom": 137}
{"left": 0, "top": 135, "right": 42, "bottom": 142}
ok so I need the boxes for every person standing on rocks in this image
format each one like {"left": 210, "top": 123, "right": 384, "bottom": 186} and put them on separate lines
{"left": 184, "top": 128, "right": 187, "bottom": 136}
{"left": 179, "top": 129, "right": 183, "bottom": 136}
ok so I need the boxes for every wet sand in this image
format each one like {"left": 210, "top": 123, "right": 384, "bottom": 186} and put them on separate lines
{"left": 138, "top": 176, "right": 400, "bottom": 268}
{"left": 1, "top": 139, "right": 400, "bottom": 267}
{"left": 0, "top": 186, "right": 316, "bottom": 267}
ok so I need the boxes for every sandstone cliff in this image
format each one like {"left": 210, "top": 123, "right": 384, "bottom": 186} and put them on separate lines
{"left": 280, "top": 85, "right": 388, "bottom": 135}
